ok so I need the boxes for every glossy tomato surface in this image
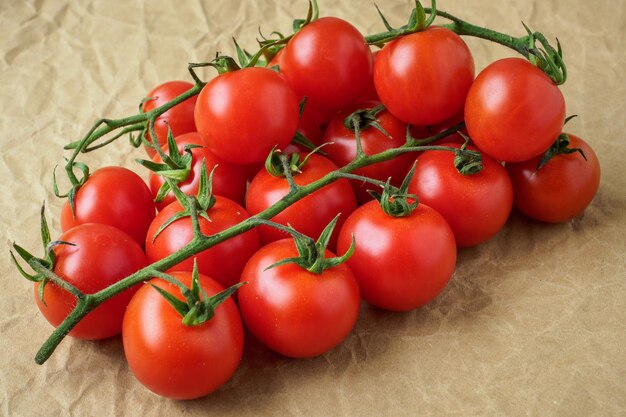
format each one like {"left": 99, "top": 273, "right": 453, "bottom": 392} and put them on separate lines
{"left": 245, "top": 154, "right": 357, "bottom": 249}
{"left": 506, "top": 134, "right": 600, "bottom": 222}
{"left": 194, "top": 67, "right": 299, "bottom": 164}
{"left": 465, "top": 57, "right": 566, "bottom": 162}
{"left": 238, "top": 239, "right": 360, "bottom": 358}
{"left": 142, "top": 80, "right": 197, "bottom": 158}
{"left": 145, "top": 197, "right": 260, "bottom": 288}
{"left": 149, "top": 132, "right": 248, "bottom": 210}
{"left": 408, "top": 143, "right": 513, "bottom": 247}
{"left": 280, "top": 17, "right": 372, "bottom": 113}
{"left": 322, "top": 103, "right": 412, "bottom": 203}
{"left": 61, "top": 166, "right": 156, "bottom": 246}
{"left": 374, "top": 26, "right": 474, "bottom": 126}
{"left": 35, "top": 223, "right": 148, "bottom": 340}
{"left": 123, "top": 271, "right": 243, "bottom": 399}
{"left": 337, "top": 201, "right": 456, "bottom": 311}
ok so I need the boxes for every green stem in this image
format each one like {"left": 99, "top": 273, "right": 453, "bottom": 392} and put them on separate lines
{"left": 365, "top": 8, "right": 531, "bottom": 59}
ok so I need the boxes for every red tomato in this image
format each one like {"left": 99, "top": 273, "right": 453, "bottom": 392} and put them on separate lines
{"left": 194, "top": 67, "right": 299, "bottom": 164}
{"left": 238, "top": 239, "right": 360, "bottom": 358}
{"left": 145, "top": 197, "right": 260, "bottom": 288}
{"left": 280, "top": 17, "right": 372, "bottom": 113}
{"left": 465, "top": 58, "right": 566, "bottom": 162}
{"left": 61, "top": 166, "right": 156, "bottom": 246}
{"left": 337, "top": 201, "right": 456, "bottom": 311}
{"left": 149, "top": 132, "right": 248, "bottom": 210}
{"left": 142, "top": 81, "right": 197, "bottom": 158}
{"left": 35, "top": 223, "right": 148, "bottom": 340}
{"left": 245, "top": 154, "right": 357, "bottom": 248}
{"left": 322, "top": 103, "right": 412, "bottom": 203}
{"left": 506, "top": 134, "right": 601, "bottom": 223}
{"left": 123, "top": 271, "right": 243, "bottom": 399}
{"left": 374, "top": 27, "right": 474, "bottom": 126}
{"left": 359, "top": 50, "right": 380, "bottom": 102}
{"left": 408, "top": 143, "right": 513, "bottom": 247}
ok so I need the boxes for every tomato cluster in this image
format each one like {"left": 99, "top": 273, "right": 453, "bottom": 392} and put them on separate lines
{"left": 15, "top": 2, "right": 601, "bottom": 402}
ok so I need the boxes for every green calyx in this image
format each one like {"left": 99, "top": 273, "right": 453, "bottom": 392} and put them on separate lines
{"left": 151, "top": 160, "right": 217, "bottom": 242}
{"left": 369, "top": 163, "right": 419, "bottom": 217}
{"left": 365, "top": 0, "right": 438, "bottom": 46}
{"left": 52, "top": 160, "right": 90, "bottom": 218}
{"left": 257, "top": 0, "right": 319, "bottom": 65}
{"left": 453, "top": 138, "right": 483, "bottom": 176}
{"left": 342, "top": 104, "right": 391, "bottom": 137}
{"left": 521, "top": 23, "right": 567, "bottom": 85}
{"left": 264, "top": 145, "right": 327, "bottom": 178}
{"left": 263, "top": 215, "right": 355, "bottom": 275}
{"left": 135, "top": 128, "right": 202, "bottom": 203}
{"left": 10, "top": 204, "right": 80, "bottom": 304}
{"left": 536, "top": 130, "right": 586, "bottom": 171}
{"left": 149, "top": 262, "right": 244, "bottom": 326}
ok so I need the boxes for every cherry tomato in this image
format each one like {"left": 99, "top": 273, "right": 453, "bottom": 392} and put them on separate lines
{"left": 359, "top": 50, "right": 380, "bottom": 102}
{"left": 280, "top": 17, "right": 372, "bottom": 113}
{"left": 149, "top": 132, "right": 248, "bottom": 210}
{"left": 123, "top": 271, "right": 243, "bottom": 399}
{"left": 245, "top": 154, "right": 357, "bottom": 249}
{"left": 145, "top": 197, "right": 260, "bottom": 288}
{"left": 374, "top": 26, "right": 474, "bottom": 126}
{"left": 238, "top": 239, "right": 360, "bottom": 358}
{"left": 194, "top": 67, "right": 299, "bottom": 164}
{"left": 465, "top": 58, "right": 566, "bottom": 162}
{"left": 142, "top": 81, "right": 197, "bottom": 158}
{"left": 61, "top": 166, "right": 156, "bottom": 246}
{"left": 408, "top": 143, "right": 513, "bottom": 247}
{"left": 337, "top": 201, "right": 456, "bottom": 311}
{"left": 35, "top": 223, "right": 148, "bottom": 340}
{"left": 506, "top": 134, "right": 600, "bottom": 223}
{"left": 322, "top": 103, "right": 412, "bottom": 203}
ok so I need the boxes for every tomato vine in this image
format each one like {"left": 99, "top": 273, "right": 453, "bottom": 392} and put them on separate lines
{"left": 11, "top": 0, "right": 568, "bottom": 365}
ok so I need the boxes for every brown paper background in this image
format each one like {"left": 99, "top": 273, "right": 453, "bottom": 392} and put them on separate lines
{"left": 1, "top": 0, "right": 625, "bottom": 416}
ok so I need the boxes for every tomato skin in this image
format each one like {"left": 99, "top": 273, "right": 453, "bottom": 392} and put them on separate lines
{"left": 322, "top": 103, "right": 412, "bottom": 203}
{"left": 142, "top": 81, "right": 197, "bottom": 158}
{"left": 465, "top": 58, "right": 566, "bottom": 162}
{"left": 238, "top": 239, "right": 360, "bottom": 358}
{"left": 245, "top": 154, "right": 357, "bottom": 248}
{"left": 194, "top": 67, "right": 299, "bottom": 164}
{"left": 408, "top": 143, "right": 513, "bottom": 247}
{"left": 149, "top": 132, "right": 248, "bottom": 210}
{"left": 337, "top": 202, "right": 456, "bottom": 311}
{"left": 35, "top": 224, "right": 148, "bottom": 340}
{"left": 123, "top": 272, "right": 243, "bottom": 399}
{"left": 61, "top": 166, "right": 156, "bottom": 246}
{"left": 145, "top": 197, "right": 260, "bottom": 289}
{"left": 281, "top": 17, "right": 372, "bottom": 113}
{"left": 374, "top": 26, "right": 474, "bottom": 126}
{"left": 506, "top": 134, "right": 600, "bottom": 223}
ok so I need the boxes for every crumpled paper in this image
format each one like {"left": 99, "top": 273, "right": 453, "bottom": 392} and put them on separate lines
{"left": 1, "top": 0, "right": 624, "bottom": 416}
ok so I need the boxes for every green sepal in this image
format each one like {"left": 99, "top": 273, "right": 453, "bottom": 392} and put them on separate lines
{"left": 292, "top": 0, "right": 319, "bottom": 32}
{"left": 10, "top": 204, "right": 78, "bottom": 304}
{"left": 150, "top": 161, "right": 217, "bottom": 242}
{"left": 149, "top": 262, "right": 245, "bottom": 327}
{"left": 53, "top": 161, "right": 90, "bottom": 217}
{"left": 453, "top": 138, "right": 483, "bottom": 176}
{"left": 370, "top": 163, "right": 419, "bottom": 218}
{"left": 536, "top": 132, "right": 586, "bottom": 171}
{"left": 263, "top": 214, "right": 353, "bottom": 275}
{"left": 366, "top": 0, "right": 437, "bottom": 45}
{"left": 147, "top": 282, "right": 190, "bottom": 317}
{"left": 342, "top": 104, "right": 388, "bottom": 136}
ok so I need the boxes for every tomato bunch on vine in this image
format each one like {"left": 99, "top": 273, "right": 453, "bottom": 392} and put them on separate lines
{"left": 11, "top": 0, "right": 600, "bottom": 400}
